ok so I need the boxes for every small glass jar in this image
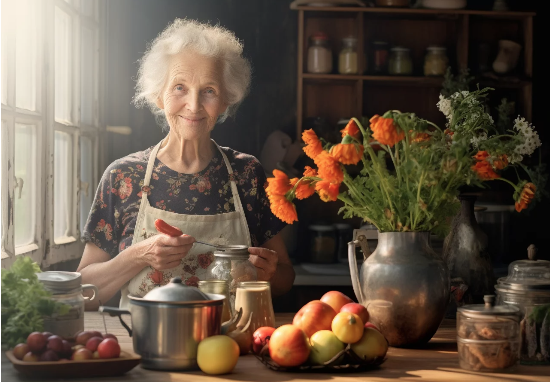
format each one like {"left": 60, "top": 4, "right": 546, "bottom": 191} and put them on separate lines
{"left": 307, "top": 32, "right": 332, "bottom": 74}
{"left": 371, "top": 41, "right": 389, "bottom": 74}
{"left": 495, "top": 245, "right": 550, "bottom": 365}
{"left": 338, "top": 36, "right": 358, "bottom": 74}
{"left": 198, "top": 280, "right": 232, "bottom": 323}
{"left": 206, "top": 245, "right": 257, "bottom": 315}
{"left": 389, "top": 46, "right": 413, "bottom": 75}
{"left": 424, "top": 46, "right": 449, "bottom": 76}
{"left": 37, "top": 271, "right": 98, "bottom": 339}
{"left": 234, "top": 281, "right": 275, "bottom": 334}
{"left": 457, "top": 295, "right": 521, "bottom": 372}
{"left": 308, "top": 224, "right": 336, "bottom": 263}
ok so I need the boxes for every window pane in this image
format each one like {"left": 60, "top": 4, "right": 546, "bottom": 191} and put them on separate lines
{"left": 15, "top": 0, "right": 38, "bottom": 111}
{"left": 55, "top": 7, "right": 72, "bottom": 123}
{"left": 79, "top": 136, "right": 93, "bottom": 230}
{"left": 1, "top": 4, "right": 9, "bottom": 105}
{"left": 54, "top": 131, "right": 73, "bottom": 241}
{"left": 81, "top": 27, "right": 96, "bottom": 126}
{"left": 14, "top": 123, "right": 37, "bottom": 247}
{"left": 81, "top": 0, "right": 96, "bottom": 18}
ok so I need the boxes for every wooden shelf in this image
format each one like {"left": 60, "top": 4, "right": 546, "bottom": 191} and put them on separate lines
{"left": 303, "top": 73, "right": 445, "bottom": 86}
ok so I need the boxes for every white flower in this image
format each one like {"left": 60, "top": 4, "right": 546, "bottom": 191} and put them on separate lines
{"left": 437, "top": 94, "right": 452, "bottom": 118}
{"left": 513, "top": 116, "right": 541, "bottom": 156}
{"left": 509, "top": 153, "right": 523, "bottom": 164}
{"left": 470, "top": 132, "right": 488, "bottom": 149}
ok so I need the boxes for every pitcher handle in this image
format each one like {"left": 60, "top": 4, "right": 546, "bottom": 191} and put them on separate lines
{"left": 348, "top": 239, "right": 365, "bottom": 305}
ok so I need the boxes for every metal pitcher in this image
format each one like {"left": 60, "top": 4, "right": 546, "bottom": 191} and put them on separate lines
{"left": 348, "top": 231, "right": 450, "bottom": 347}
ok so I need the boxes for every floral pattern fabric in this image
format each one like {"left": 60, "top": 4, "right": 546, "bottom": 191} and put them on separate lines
{"left": 82, "top": 144, "right": 286, "bottom": 260}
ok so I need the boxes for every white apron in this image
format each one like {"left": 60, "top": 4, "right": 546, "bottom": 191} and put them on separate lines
{"left": 120, "top": 139, "right": 252, "bottom": 309}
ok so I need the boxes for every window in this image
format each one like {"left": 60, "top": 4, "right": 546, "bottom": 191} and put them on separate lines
{"left": 1, "top": 0, "right": 105, "bottom": 268}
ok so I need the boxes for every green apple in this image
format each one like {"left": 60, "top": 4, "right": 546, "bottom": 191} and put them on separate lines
{"left": 350, "top": 327, "right": 388, "bottom": 362}
{"left": 308, "top": 330, "right": 345, "bottom": 365}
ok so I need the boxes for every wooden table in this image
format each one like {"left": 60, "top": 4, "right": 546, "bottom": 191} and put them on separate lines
{"left": 2, "top": 312, "right": 549, "bottom": 382}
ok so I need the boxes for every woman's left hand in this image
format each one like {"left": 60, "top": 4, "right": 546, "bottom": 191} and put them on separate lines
{"left": 248, "top": 247, "right": 278, "bottom": 281}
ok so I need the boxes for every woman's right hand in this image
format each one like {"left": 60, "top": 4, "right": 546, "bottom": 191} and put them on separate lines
{"left": 136, "top": 233, "right": 196, "bottom": 270}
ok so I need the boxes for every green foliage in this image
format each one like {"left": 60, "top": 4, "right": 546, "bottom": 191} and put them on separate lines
{"left": 1, "top": 257, "right": 70, "bottom": 348}
{"left": 441, "top": 67, "right": 474, "bottom": 98}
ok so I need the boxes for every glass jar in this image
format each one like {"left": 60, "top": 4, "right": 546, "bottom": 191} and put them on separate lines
{"left": 198, "top": 280, "right": 232, "bottom": 323}
{"left": 338, "top": 36, "right": 358, "bottom": 74}
{"left": 308, "top": 224, "right": 336, "bottom": 263}
{"left": 307, "top": 32, "right": 332, "bottom": 74}
{"left": 457, "top": 295, "right": 521, "bottom": 372}
{"left": 206, "top": 245, "right": 257, "bottom": 315}
{"left": 234, "top": 281, "right": 275, "bottom": 334}
{"left": 389, "top": 46, "right": 413, "bottom": 75}
{"left": 37, "top": 271, "right": 98, "bottom": 339}
{"left": 495, "top": 245, "right": 550, "bottom": 365}
{"left": 424, "top": 46, "right": 449, "bottom": 76}
{"left": 371, "top": 41, "right": 389, "bottom": 74}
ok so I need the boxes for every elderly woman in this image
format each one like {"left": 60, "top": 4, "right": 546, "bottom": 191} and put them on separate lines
{"left": 77, "top": 19, "right": 294, "bottom": 310}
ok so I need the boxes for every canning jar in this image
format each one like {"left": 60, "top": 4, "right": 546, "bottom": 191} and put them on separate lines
{"left": 338, "top": 36, "right": 358, "bottom": 74}
{"left": 424, "top": 46, "right": 449, "bottom": 76}
{"left": 206, "top": 245, "right": 257, "bottom": 315}
{"left": 389, "top": 46, "right": 413, "bottom": 75}
{"left": 307, "top": 32, "right": 332, "bottom": 74}
{"left": 308, "top": 224, "right": 336, "bottom": 263}
{"left": 234, "top": 281, "right": 275, "bottom": 334}
{"left": 37, "top": 271, "right": 98, "bottom": 339}
{"left": 198, "top": 280, "right": 232, "bottom": 322}
{"left": 371, "top": 41, "right": 389, "bottom": 74}
{"left": 495, "top": 245, "right": 550, "bottom": 365}
{"left": 457, "top": 295, "right": 521, "bottom": 372}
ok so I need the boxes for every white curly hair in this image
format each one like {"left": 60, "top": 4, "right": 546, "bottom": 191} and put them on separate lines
{"left": 133, "top": 18, "right": 252, "bottom": 128}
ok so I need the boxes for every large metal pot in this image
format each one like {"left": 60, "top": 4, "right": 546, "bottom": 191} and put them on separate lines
{"left": 99, "top": 276, "right": 239, "bottom": 371}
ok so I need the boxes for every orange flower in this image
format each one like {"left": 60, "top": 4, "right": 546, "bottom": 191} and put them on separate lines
{"left": 411, "top": 131, "right": 430, "bottom": 143}
{"left": 444, "top": 128, "right": 454, "bottom": 137}
{"left": 314, "top": 151, "right": 344, "bottom": 184}
{"left": 472, "top": 160, "right": 499, "bottom": 180}
{"left": 340, "top": 119, "right": 360, "bottom": 139}
{"left": 303, "top": 166, "right": 317, "bottom": 177}
{"left": 493, "top": 154, "right": 509, "bottom": 170}
{"left": 302, "top": 129, "right": 323, "bottom": 159}
{"left": 265, "top": 169, "right": 292, "bottom": 196}
{"left": 315, "top": 180, "right": 340, "bottom": 202}
{"left": 473, "top": 151, "right": 489, "bottom": 161}
{"left": 290, "top": 177, "right": 316, "bottom": 200}
{"left": 515, "top": 182, "right": 536, "bottom": 212}
{"left": 269, "top": 194, "right": 298, "bottom": 224}
{"left": 370, "top": 115, "right": 405, "bottom": 147}
{"left": 331, "top": 143, "right": 364, "bottom": 165}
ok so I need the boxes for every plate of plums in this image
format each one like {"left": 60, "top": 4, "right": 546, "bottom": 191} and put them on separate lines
{"left": 5, "top": 330, "right": 141, "bottom": 378}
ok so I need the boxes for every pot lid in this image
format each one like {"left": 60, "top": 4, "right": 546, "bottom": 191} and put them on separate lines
{"left": 458, "top": 295, "right": 520, "bottom": 317}
{"left": 496, "top": 245, "right": 550, "bottom": 292}
{"left": 141, "top": 277, "right": 213, "bottom": 303}
{"left": 37, "top": 271, "right": 82, "bottom": 293}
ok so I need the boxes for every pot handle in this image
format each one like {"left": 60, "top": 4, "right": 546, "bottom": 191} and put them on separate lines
{"left": 98, "top": 306, "right": 132, "bottom": 337}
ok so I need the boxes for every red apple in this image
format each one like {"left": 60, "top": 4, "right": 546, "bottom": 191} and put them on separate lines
{"left": 320, "top": 291, "right": 354, "bottom": 313}
{"left": 340, "top": 303, "right": 369, "bottom": 324}
{"left": 365, "top": 322, "right": 379, "bottom": 331}
{"left": 46, "top": 335, "right": 64, "bottom": 353}
{"left": 23, "top": 352, "right": 40, "bottom": 362}
{"left": 89, "top": 331, "right": 103, "bottom": 339}
{"left": 103, "top": 333, "right": 118, "bottom": 342}
{"left": 293, "top": 300, "right": 336, "bottom": 338}
{"left": 72, "top": 348, "right": 93, "bottom": 361}
{"left": 268, "top": 324, "right": 310, "bottom": 367}
{"left": 13, "top": 343, "right": 29, "bottom": 360}
{"left": 75, "top": 331, "right": 95, "bottom": 346}
{"left": 26, "top": 332, "right": 47, "bottom": 354}
{"left": 252, "top": 326, "right": 276, "bottom": 354}
{"left": 97, "top": 338, "right": 120, "bottom": 359}
{"left": 85, "top": 336, "right": 104, "bottom": 352}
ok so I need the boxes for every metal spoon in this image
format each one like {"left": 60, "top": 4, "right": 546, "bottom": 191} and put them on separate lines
{"left": 194, "top": 240, "right": 223, "bottom": 250}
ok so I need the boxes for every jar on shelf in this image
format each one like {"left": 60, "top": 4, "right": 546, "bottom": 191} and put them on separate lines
{"left": 371, "top": 41, "right": 389, "bottom": 74}
{"left": 457, "top": 295, "right": 521, "bottom": 372}
{"left": 495, "top": 244, "right": 550, "bottom": 365}
{"left": 388, "top": 46, "right": 413, "bottom": 75}
{"left": 308, "top": 224, "right": 336, "bottom": 263}
{"left": 307, "top": 32, "right": 332, "bottom": 74}
{"left": 424, "top": 46, "right": 449, "bottom": 76}
{"left": 206, "top": 245, "right": 257, "bottom": 315}
{"left": 338, "top": 36, "right": 358, "bottom": 74}
{"left": 37, "top": 271, "right": 98, "bottom": 339}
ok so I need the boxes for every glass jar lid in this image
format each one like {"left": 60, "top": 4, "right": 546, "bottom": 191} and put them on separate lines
{"left": 139, "top": 276, "right": 219, "bottom": 303}
{"left": 496, "top": 245, "right": 550, "bottom": 292}
{"left": 310, "top": 31, "right": 328, "bottom": 41}
{"left": 213, "top": 244, "right": 249, "bottom": 258}
{"left": 342, "top": 36, "right": 357, "bottom": 46}
{"left": 390, "top": 46, "right": 410, "bottom": 52}
{"left": 309, "top": 224, "right": 335, "bottom": 232}
{"left": 427, "top": 45, "right": 446, "bottom": 52}
{"left": 458, "top": 295, "right": 520, "bottom": 317}
{"left": 37, "top": 271, "right": 82, "bottom": 294}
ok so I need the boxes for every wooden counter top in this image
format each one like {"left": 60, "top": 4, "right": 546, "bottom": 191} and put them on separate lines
{"left": 2, "top": 312, "right": 549, "bottom": 381}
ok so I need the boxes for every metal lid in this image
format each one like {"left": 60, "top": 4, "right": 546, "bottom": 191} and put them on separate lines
{"left": 137, "top": 277, "right": 219, "bottom": 303}
{"left": 496, "top": 245, "right": 550, "bottom": 292}
{"left": 309, "top": 224, "right": 335, "bottom": 232}
{"left": 391, "top": 46, "right": 410, "bottom": 52}
{"left": 37, "top": 271, "right": 82, "bottom": 294}
{"left": 427, "top": 45, "right": 446, "bottom": 51}
{"left": 458, "top": 295, "right": 520, "bottom": 317}
{"left": 213, "top": 244, "right": 249, "bottom": 258}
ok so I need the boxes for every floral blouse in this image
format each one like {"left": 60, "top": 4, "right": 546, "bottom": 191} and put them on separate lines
{"left": 82, "top": 144, "right": 286, "bottom": 258}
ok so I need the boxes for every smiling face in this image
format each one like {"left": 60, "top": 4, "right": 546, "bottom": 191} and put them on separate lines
{"left": 157, "top": 51, "right": 228, "bottom": 140}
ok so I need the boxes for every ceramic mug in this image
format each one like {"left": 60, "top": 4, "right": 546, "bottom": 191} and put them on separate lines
{"left": 493, "top": 40, "right": 522, "bottom": 74}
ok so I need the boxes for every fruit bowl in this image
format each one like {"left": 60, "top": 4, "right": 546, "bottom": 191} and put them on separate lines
{"left": 5, "top": 350, "right": 141, "bottom": 378}
{"left": 254, "top": 344, "right": 386, "bottom": 373}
